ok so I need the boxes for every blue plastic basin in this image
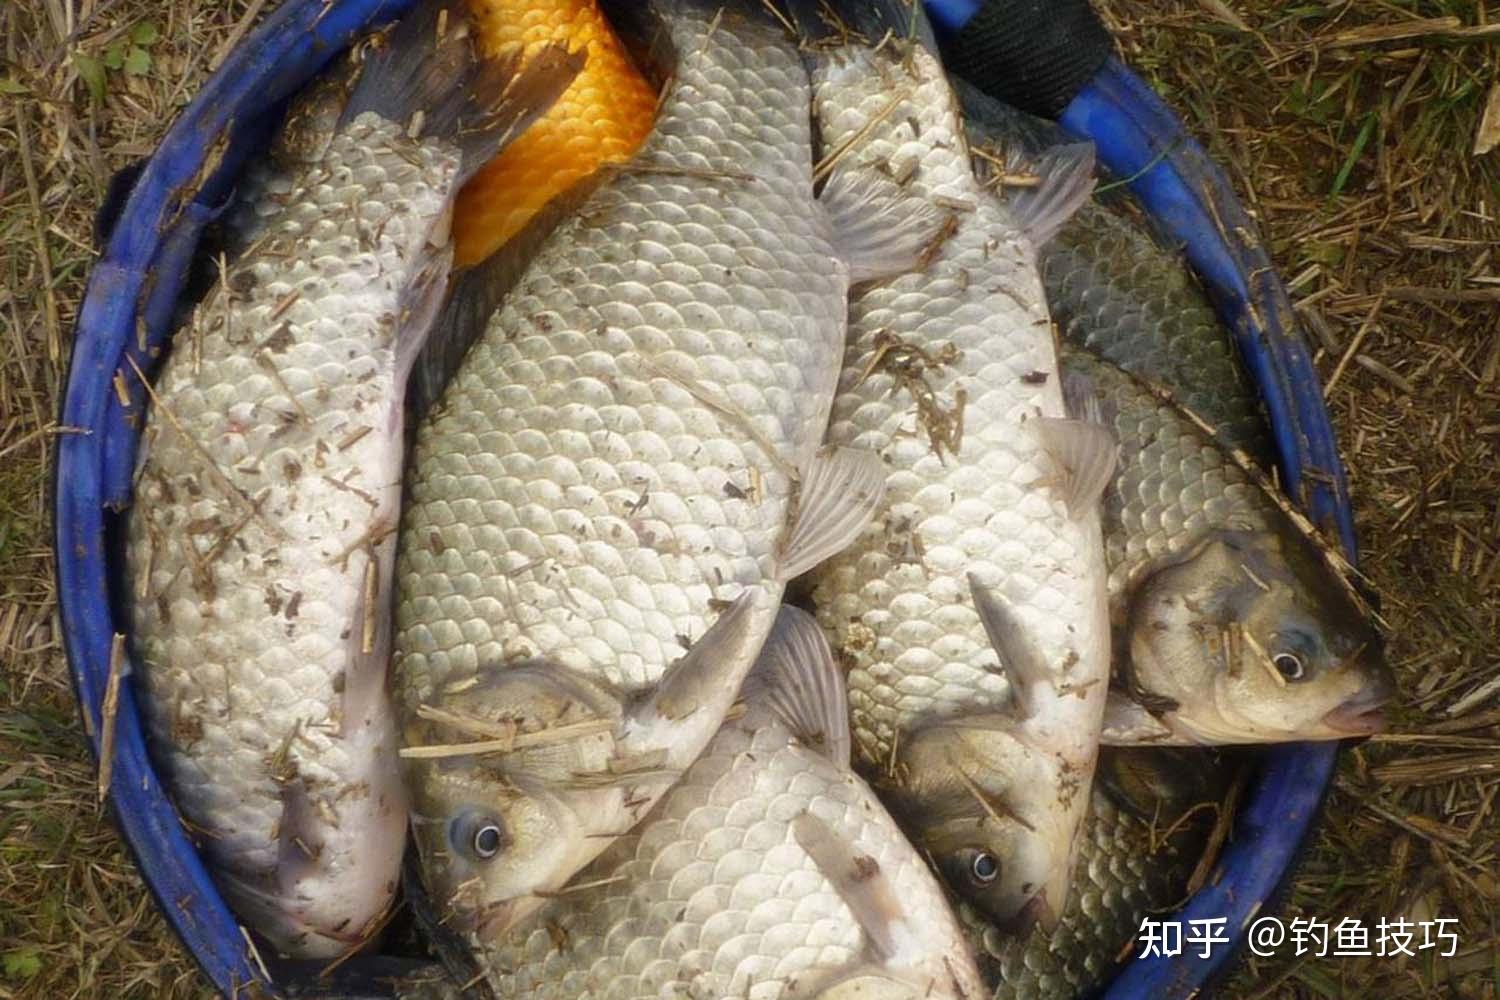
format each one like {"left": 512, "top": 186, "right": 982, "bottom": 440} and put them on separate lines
{"left": 55, "top": 2, "right": 1355, "bottom": 996}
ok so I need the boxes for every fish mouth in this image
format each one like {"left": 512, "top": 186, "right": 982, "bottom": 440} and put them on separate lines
{"left": 471, "top": 898, "right": 520, "bottom": 940}
{"left": 1322, "top": 677, "right": 1396, "bottom": 736}
{"left": 442, "top": 895, "right": 518, "bottom": 941}
{"left": 1002, "top": 890, "right": 1057, "bottom": 937}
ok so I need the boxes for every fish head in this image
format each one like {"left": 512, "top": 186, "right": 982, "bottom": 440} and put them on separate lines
{"left": 1127, "top": 528, "right": 1394, "bottom": 744}
{"left": 405, "top": 664, "right": 626, "bottom": 938}
{"left": 408, "top": 764, "right": 553, "bottom": 938}
{"left": 894, "top": 724, "right": 1065, "bottom": 936}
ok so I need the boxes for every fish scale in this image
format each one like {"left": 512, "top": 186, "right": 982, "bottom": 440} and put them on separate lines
{"left": 396, "top": 7, "right": 844, "bottom": 704}
{"left": 127, "top": 112, "right": 452, "bottom": 955}
{"left": 471, "top": 616, "right": 984, "bottom": 1000}
{"left": 1044, "top": 218, "right": 1271, "bottom": 462}
{"left": 1084, "top": 343, "right": 1276, "bottom": 607}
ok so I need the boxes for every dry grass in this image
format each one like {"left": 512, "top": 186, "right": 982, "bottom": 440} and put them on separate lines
{"left": 1093, "top": 1, "right": 1500, "bottom": 997}
{"left": 1, "top": 3, "right": 264, "bottom": 997}
{"left": 0, "top": 0, "right": 1495, "bottom": 998}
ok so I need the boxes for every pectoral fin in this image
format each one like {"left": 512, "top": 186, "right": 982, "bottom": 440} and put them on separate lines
{"left": 1100, "top": 692, "right": 1187, "bottom": 745}
{"left": 619, "top": 589, "right": 767, "bottom": 765}
{"left": 743, "top": 605, "right": 851, "bottom": 767}
{"left": 1034, "top": 413, "right": 1118, "bottom": 520}
{"left": 1005, "top": 142, "right": 1096, "bottom": 248}
{"left": 793, "top": 812, "right": 907, "bottom": 964}
{"left": 968, "top": 575, "right": 1049, "bottom": 718}
{"left": 774, "top": 447, "right": 886, "bottom": 582}
{"left": 819, "top": 161, "right": 949, "bottom": 283}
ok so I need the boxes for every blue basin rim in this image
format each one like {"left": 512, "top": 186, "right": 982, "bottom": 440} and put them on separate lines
{"left": 56, "top": 1, "right": 1355, "bottom": 998}
{"left": 56, "top": 0, "right": 417, "bottom": 994}
{"left": 929, "top": 3, "right": 1355, "bottom": 993}
{"left": 1061, "top": 59, "right": 1350, "bottom": 1000}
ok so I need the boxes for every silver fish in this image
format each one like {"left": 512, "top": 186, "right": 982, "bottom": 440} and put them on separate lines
{"left": 806, "top": 40, "right": 1114, "bottom": 934}
{"left": 125, "top": 2, "right": 576, "bottom": 958}
{"left": 430, "top": 606, "right": 986, "bottom": 1000}
{"left": 397, "top": 0, "right": 935, "bottom": 941}
{"left": 964, "top": 748, "right": 1233, "bottom": 998}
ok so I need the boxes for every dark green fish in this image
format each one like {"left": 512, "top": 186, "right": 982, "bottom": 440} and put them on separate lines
{"left": 955, "top": 82, "right": 1391, "bottom": 747}
{"left": 959, "top": 81, "right": 1272, "bottom": 463}
{"left": 1060, "top": 346, "right": 1393, "bottom": 745}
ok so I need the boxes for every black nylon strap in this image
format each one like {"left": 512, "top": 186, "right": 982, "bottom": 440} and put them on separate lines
{"left": 938, "top": 0, "right": 1114, "bottom": 118}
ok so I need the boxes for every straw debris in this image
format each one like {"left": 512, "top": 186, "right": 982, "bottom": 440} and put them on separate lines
{"left": 0, "top": 0, "right": 1493, "bottom": 996}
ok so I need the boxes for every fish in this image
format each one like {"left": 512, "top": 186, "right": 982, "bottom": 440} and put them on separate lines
{"left": 124, "top": 2, "right": 578, "bottom": 958}
{"left": 452, "top": 0, "right": 658, "bottom": 266}
{"left": 397, "top": 0, "right": 938, "bottom": 942}
{"left": 963, "top": 748, "right": 1234, "bottom": 997}
{"left": 803, "top": 37, "right": 1113, "bottom": 935}
{"left": 1057, "top": 347, "right": 1394, "bottom": 745}
{"left": 958, "top": 87, "right": 1392, "bottom": 745}
{"left": 958, "top": 83, "right": 1272, "bottom": 463}
{"left": 419, "top": 605, "right": 986, "bottom": 1000}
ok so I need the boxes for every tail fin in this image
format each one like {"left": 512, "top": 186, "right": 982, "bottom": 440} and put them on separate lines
{"left": 340, "top": 0, "right": 583, "bottom": 180}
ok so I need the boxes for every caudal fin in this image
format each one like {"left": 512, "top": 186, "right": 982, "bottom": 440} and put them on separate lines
{"left": 340, "top": 0, "right": 583, "bottom": 180}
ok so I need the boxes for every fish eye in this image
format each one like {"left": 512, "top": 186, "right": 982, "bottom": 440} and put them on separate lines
{"left": 473, "top": 824, "right": 503, "bottom": 858}
{"left": 449, "top": 810, "right": 507, "bottom": 862}
{"left": 1273, "top": 652, "right": 1305, "bottom": 681}
{"left": 969, "top": 850, "right": 1000, "bottom": 885}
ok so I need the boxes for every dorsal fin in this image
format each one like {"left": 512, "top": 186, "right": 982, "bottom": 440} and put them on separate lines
{"left": 1005, "top": 142, "right": 1096, "bottom": 248}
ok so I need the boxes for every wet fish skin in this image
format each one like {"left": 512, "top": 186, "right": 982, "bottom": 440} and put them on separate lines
{"left": 1061, "top": 347, "right": 1393, "bottom": 745}
{"left": 961, "top": 749, "right": 1230, "bottom": 998}
{"left": 807, "top": 41, "right": 1112, "bottom": 934}
{"left": 438, "top": 607, "right": 986, "bottom": 1000}
{"left": 959, "top": 83, "right": 1272, "bottom": 462}
{"left": 125, "top": 3, "right": 575, "bottom": 958}
{"left": 399, "top": 0, "right": 893, "bottom": 941}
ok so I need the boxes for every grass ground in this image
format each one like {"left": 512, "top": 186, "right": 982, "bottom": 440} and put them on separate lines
{"left": 0, "top": 0, "right": 1495, "bottom": 997}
